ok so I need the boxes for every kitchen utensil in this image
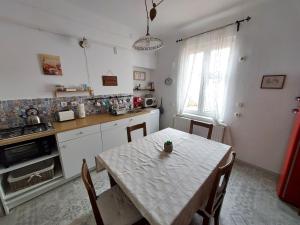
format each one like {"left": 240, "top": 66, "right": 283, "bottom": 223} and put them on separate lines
{"left": 25, "top": 108, "right": 41, "bottom": 125}
{"left": 159, "top": 98, "right": 164, "bottom": 114}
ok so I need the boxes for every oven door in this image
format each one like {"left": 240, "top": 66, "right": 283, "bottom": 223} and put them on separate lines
{"left": 0, "top": 142, "right": 40, "bottom": 167}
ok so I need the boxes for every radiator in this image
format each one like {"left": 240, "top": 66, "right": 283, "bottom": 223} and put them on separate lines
{"left": 173, "top": 116, "right": 226, "bottom": 143}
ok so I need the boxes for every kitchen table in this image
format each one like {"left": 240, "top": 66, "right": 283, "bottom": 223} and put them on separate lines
{"left": 95, "top": 128, "right": 231, "bottom": 225}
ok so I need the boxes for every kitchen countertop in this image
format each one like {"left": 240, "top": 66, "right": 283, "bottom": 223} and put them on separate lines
{"left": 0, "top": 108, "right": 156, "bottom": 146}
{"left": 52, "top": 109, "right": 152, "bottom": 133}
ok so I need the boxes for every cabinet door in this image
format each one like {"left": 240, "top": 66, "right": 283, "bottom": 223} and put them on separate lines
{"left": 148, "top": 109, "right": 160, "bottom": 133}
{"left": 101, "top": 124, "right": 128, "bottom": 151}
{"left": 59, "top": 133, "right": 102, "bottom": 179}
{"left": 129, "top": 114, "right": 149, "bottom": 141}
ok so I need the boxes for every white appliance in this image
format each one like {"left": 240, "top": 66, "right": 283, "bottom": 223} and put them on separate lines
{"left": 56, "top": 110, "right": 75, "bottom": 122}
{"left": 143, "top": 97, "right": 157, "bottom": 108}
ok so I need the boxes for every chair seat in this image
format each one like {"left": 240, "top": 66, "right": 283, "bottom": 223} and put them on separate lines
{"left": 97, "top": 185, "right": 143, "bottom": 225}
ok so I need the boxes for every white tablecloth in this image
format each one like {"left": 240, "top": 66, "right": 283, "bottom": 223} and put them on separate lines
{"left": 96, "top": 128, "right": 231, "bottom": 225}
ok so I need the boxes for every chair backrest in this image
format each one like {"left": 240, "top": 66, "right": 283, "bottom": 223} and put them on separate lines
{"left": 189, "top": 120, "right": 213, "bottom": 139}
{"left": 205, "top": 151, "right": 236, "bottom": 214}
{"left": 127, "top": 122, "right": 147, "bottom": 142}
{"left": 81, "top": 159, "right": 104, "bottom": 225}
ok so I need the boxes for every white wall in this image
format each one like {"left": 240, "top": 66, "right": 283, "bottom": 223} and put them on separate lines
{"left": 153, "top": 0, "right": 300, "bottom": 173}
{"left": 0, "top": 0, "right": 157, "bottom": 100}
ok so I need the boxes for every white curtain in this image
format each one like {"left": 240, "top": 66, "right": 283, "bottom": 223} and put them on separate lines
{"left": 176, "top": 26, "right": 236, "bottom": 122}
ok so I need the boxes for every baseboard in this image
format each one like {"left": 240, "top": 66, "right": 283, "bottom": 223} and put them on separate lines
{"left": 235, "top": 159, "right": 280, "bottom": 178}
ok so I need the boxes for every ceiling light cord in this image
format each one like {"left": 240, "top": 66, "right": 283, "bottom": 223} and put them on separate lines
{"left": 145, "top": 0, "right": 150, "bottom": 35}
{"left": 156, "top": 0, "right": 165, "bottom": 7}
{"left": 83, "top": 47, "right": 91, "bottom": 87}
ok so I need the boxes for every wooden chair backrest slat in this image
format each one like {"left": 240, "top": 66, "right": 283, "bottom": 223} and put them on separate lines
{"left": 205, "top": 152, "right": 236, "bottom": 214}
{"left": 189, "top": 120, "right": 213, "bottom": 139}
{"left": 127, "top": 122, "right": 147, "bottom": 143}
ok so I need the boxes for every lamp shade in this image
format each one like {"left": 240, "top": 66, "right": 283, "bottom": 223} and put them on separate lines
{"left": 133, "top": 34, "right": 164, "bottom": 51}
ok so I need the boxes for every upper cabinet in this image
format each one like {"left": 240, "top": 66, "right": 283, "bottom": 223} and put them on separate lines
{"left": 132, "top": 51, "right": 157, "bottom": 69}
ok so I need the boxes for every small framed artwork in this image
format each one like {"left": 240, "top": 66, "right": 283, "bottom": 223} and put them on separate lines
{"left": 133, "top": 71, "right": 146, "bottom": 81}
{"left": 102, "top": 75, "right": 118, "bottom": 86}
{"left": 261, "top": 75, "right": 286, "bottom": 89}
{"left": 39, "top": 54, "right": 63, "bottom": 75}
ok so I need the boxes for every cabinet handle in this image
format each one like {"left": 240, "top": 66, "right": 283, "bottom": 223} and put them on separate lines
{"left": 114, "top": 123, "right": 118, "bottom": 126}
{"left": 61, "top": 145, "right": 66, "bottom": 149}
{"left": 77, "top": 131, "right": 84, "bottom": 135}
{"left": 129, "top": 118, "right": 133, "bottom": 121}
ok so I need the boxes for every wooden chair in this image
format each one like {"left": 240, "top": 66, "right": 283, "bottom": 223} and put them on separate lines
{"left": 81, "top": 159, "right": 148, "bottom": 225}
{"left": 127, "top": 122, "right": 147, "bottom": 142}
{"left": 197, "top": 151, "right": 236, "bottom": 225}
{"left": 189, "top": 120, "right": 213, "bottom": 139}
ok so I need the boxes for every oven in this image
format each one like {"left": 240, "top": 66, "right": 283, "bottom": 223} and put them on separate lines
{"left": 0, "top": 136, "right": 54, "bottom": 168}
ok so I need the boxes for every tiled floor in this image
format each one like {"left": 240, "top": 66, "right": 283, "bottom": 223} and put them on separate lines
{"left": 0, "top": 161, "right": 299, "bottom": 225}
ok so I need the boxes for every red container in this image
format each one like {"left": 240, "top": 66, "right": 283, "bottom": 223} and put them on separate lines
{"left": 133, "top": 96, "right": 143, "bottom": 108}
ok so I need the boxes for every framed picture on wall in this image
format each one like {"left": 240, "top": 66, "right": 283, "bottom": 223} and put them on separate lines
{"left": 133, "top": 71, "right": 146, "bottom": 81}
{"left": 39, "top": 54, "right": 63, "bottom": 76}
{"left": 261, "top": 75, "right": 286, "bottom": 89}
{"left": 102, "top": 75, "right": 118, "bottom": 86}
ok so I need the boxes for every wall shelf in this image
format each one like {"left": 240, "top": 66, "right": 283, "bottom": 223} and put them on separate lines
{"left": 133, "top": 89, "right": 155, "bottom": 92}
{"left": 54, "top": 89, "right": 93, "bottom": 97}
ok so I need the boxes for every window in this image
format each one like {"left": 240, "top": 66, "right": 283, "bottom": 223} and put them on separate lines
{"left": 183, "top": 47, "right": 231, "bottom": 119}
{"left": 176, "top": 27, "right": 235, "bottom": 122}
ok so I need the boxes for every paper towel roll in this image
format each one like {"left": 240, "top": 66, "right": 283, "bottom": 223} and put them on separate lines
{"left": 78, "top": 103, "right": 86, "bottom": 118}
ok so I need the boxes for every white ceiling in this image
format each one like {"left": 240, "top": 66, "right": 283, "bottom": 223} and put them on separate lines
{"left": 65, "top": 0, "right": 250, "bottom": 35}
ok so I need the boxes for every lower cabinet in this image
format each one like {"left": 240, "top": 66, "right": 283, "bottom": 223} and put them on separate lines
{"left": 148, "top": 109, "right": 160, "bottom": 133}
{"left": 101, "top": 110, "right": 159, "bottom": 151}
{"left": 57, "top": 125, "right": 102, "bottom": 179}
{"left": 57, "top": 110, "right": 159, "bottom": 178}
{"left": 101, "top": 119, "right": 129, "bottom": 151}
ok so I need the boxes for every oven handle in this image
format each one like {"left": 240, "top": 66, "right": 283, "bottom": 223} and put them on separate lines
{"left": 4, "top": 142, "right": 36, "bottom": 151}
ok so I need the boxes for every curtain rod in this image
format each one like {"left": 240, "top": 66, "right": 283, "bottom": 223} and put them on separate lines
{"left": 176, "top": 16, "right": 251, "bottom": 43}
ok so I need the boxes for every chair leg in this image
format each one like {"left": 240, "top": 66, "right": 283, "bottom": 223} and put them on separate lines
{"left": 197, "top": 209, "right": 211, "bottom": 225}
{"left": 214, "top": 206, "right": 221, "bottom": 225}
{"left": 203, "top": 217, "right": 211, "bottom": 225}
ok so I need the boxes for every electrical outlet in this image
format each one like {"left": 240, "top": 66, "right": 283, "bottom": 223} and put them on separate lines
{"left": 60, "top": 102, "right": 67, "bottom": 107}
{"left": 71, "top": 101, "right": 78, "bottom": 106}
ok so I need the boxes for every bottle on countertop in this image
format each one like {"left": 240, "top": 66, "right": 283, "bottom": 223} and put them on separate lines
{"left": 78, "top": 103, "right": 86, "bottom": 118}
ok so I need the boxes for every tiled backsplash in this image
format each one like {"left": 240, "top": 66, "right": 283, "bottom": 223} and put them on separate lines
{"left": 0, "top": 94, "right": 133, "bottom": 129}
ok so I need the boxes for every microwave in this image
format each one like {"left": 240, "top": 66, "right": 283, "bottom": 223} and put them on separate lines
{"left": 143, "top": 97, "right": 157, "bottom": 108}
{"left": 0, "top": 136, "right": 54, "bottom": 168}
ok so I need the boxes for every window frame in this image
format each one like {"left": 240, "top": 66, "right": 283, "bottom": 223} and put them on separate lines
{"left": 182, "top": 46, "right": 231, "bottom": 118}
